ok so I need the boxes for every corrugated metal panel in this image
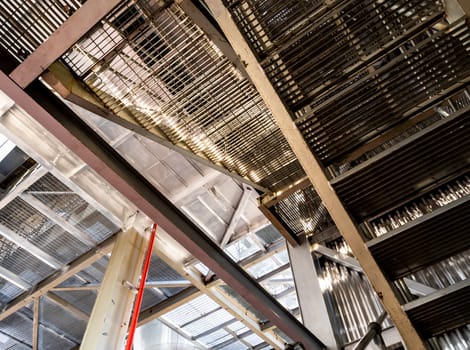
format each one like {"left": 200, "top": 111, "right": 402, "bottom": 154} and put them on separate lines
{"left": 429, "top": 325, "right": 470, "bottom": 350}
{"left": 0, "top": 278, "right": 23, "bottom": 306}
{"left": 321, "top": 239, "right": 393, "bottom": 345}
{"left": 333, "top": 108, "right": 469, "bottom": 220}
{"left": 40, "top": 297, "right": 86, "bottom": 343}
{"left": 368, "top": 195, "right": 470, "bottom": 279}
{"left": 404, "top": 279, "right": 470, "bottom": 337}
{"left": 406, "top": 249, "right": 470, "bottom": 291}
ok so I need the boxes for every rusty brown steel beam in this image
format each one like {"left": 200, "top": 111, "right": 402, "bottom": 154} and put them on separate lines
{"left": 203, "top": 1, "right": 427, "bottom": 349}
{"left": 9, "top": 0, "right": 122, "bottom": 88}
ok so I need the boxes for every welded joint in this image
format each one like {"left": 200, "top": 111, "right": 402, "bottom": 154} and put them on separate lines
{"left": 122, "top": 280, "right": 138, "bottom": 293}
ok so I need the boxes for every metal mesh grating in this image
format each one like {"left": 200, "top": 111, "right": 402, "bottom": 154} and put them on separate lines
{"left": 0, "top": 197, "right": 88, "bottom": 264}
{"left": 225, "top": 0, "right": 470, "bottom": 168}
{"left": 0, "top": 278, "right": 23, "bottom": 306}
{"left": 63, "top": 1, "right": 304, "bottom": 191}
{"left": 27, "top": 173, "right": 119, "bottom": 242}
{"left": 0, "top": 236, "right": 54, "bottom": 285}
{"left": 0, "top": 0, "right": 84, "bottom": 61}
{"left": 295, "top": 20, "right": 470, "bottom": 166}
{"left": 227, "top": 0, "right": 444, "bottom": 106}
{"left": 272, "top": 185, "right": 333, "bottom": 237}
{"left": 254, "top": 225, "right": 282, "bottom": 244}
{"left": 344, "top": 87, "right": 470, "bottom": 172}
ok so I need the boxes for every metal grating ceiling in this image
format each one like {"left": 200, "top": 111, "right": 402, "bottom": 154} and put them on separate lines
{"left": 273, "top": 185, "right": 332, "bottom": 237}
{"left": 61, "top": 0, "right": 305, "bottom": 191}
{"left": 0, "top": 0, "right": 84, "bottom": 61}
{"left": 332, "top": 108, "right": 470, "bottom": 220}
{"left": 27, "top": 173, "right": 119, "bottom": 243}
{"left": 0, "top": 197, "right": 90, "bottom": 264}
{"left": 225, "top": 0, "right": 470, "bottom": 170}
{"left": 0, "top": 237, "right": 54, "bottom": 285}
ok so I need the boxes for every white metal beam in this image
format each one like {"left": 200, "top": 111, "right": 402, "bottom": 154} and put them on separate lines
{"left": 0, "top": 265, "right": 31, "bottom": 290}
{"left": 288, "top": 239, "right": 339, "bottom": 349}
{"left": 80, "top": 228, "right": 148, "bottom": 350}
{"left": 220, "top": 184, "right": 253, "bottom": 248}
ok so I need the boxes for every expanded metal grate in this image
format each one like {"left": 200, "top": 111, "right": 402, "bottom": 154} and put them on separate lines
{"left": 0, "top": 0, "right": 84, "bottom": 61}
{"left": 62, "top": 0, "right": 304, "bottom": 191}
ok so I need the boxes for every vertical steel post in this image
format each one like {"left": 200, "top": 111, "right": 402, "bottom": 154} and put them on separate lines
{"left": 80, "top": 228, "right": 147, "bottom": 350}
{"left": 288, "top": 238, "right": 340, "bottom": 349}
{"left": 125, "top": 223, "right": 157, "bottom": 350}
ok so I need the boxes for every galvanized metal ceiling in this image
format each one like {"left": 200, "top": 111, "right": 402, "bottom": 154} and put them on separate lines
{"left": 0, "top": 0, "right": 468, "bottom": 349}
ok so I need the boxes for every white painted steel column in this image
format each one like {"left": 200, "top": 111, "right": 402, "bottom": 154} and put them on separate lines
{"left": 288, "top": 238, "right": 340, "bottom": 349}
{"left": 80, "top": 228, "right": 147, "bottom": 350}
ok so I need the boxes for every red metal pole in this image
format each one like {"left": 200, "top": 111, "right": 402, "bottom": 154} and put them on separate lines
{"left": 125, "top": 223, "right": 157, "bottom": 350}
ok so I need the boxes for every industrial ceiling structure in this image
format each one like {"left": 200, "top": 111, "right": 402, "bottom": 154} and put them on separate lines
{"left": 0, "top": 0, "right": 468, "bottom": 349}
